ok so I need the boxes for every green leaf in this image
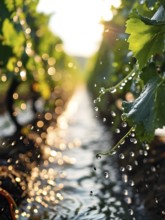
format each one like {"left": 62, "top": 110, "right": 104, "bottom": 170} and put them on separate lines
{"left": 2, "top": 19, "right": 25, "bottom": 57}
{"left": 151, "top": 5, "right": 165, "bottom": 22}
{"left": 6, "top": 57, "right": 17, "bottom": 71}
{"left": 126, "top": 9, "right": 165, "bottom": 69}
{"left": 122, "top": 74, "right": 165, "bottom": 142}
{"left": 140, "top": 62, "right": 157, "bottom": 83}
{"left": 4, "top": 0, "right": 23, "bottom": 12}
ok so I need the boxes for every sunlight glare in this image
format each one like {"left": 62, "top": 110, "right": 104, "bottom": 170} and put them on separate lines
{"left": 37, "top": 0, "right": 121, "bottom": 57}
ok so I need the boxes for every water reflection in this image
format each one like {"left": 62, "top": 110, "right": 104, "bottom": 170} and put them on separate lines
{"left": 16, "top": 86, "right": 131, "bottom": 219}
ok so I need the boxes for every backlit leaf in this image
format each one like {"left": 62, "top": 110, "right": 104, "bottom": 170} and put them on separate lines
{"left": 126, "top": 9, "right": 165, "bottom": 69}
{"left": 122, "top": 74, "right": 165, "bottom": 142}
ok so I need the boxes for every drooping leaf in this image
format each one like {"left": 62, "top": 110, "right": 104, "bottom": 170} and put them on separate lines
{"left": 140, "top": 62, "right": 157, "bottom": 83}
{"left": 126, "top": 9, "right": 165, "bottom": 69}
{"left": 151, "top": 5, "right": 165, "bottom": 22}
{"left": 122, "top": 73, "right": 165, "bottom": 142}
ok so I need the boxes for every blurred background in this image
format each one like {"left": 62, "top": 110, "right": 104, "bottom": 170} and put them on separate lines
{"left": 0, "top": 0, "right": 165, "bottom": 219}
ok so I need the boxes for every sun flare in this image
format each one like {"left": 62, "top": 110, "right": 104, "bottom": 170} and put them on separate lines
{"left": 37, "top": 0, "right": 121, "bottom": 57}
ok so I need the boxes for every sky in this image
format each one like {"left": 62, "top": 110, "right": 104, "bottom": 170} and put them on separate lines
{"left": 37, "top": 0, "right": 121, "bottom": 57}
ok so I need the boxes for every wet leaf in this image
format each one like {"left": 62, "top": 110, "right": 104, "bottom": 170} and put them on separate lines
{"left": 126, "top": 8, "right": 165, "bottom": 69}
{"left": 122, "top": 73, "right": 165, "bottom": 142}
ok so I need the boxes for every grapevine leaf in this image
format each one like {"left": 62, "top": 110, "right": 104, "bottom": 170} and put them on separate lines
{"left": 151, "top": 5, "right": 165, "bottom": 22}
{"left": 140, "top": 62, "right": 157, "bottom": 83}
{"left": 2, "top": 19, "right": 25, "bottom": 57}
{"left": 4, "top": 0, "right": 23, "bottom": 12}
{"left": 156, "top": 82, "right": 165, "bottom": 129}
{"left": 140, "top": 6, "right": 165, "bottom": 25}
{"left": 122, "top": 75, "right": 165, "bottom": 142}
{"left": 126, "top": 9, "right": 165, "bottom": 69}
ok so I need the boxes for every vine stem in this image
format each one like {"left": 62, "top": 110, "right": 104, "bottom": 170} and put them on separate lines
{"left": 0, "top": 187, "right": 17, "bottom": 220}
{"left": 96, "top": 126, "right": 135, "bottom": 157}
{"left": 98, "top": 67, "right": 138, "bottom": 99}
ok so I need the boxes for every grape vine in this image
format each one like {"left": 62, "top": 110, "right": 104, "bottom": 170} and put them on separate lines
{"left": 88, "top": 0, "right": 165, "bottom": 150}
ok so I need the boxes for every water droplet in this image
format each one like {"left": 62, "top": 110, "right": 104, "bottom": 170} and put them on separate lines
{"left": 120, "top": 140, "right": 125, "bottom": 145}
{"left": 129, "top": 180, "right": 135, "bottom": 186}
{"left": 117, "top": 145, "right": 121, "bottom": 149}
{"left": 130, "top": 152, "right": 135, "bottom": 157}
{"left": 149, "top": 6, "right": 154, "bottom": 10}
{"left": 11, "top": 141, "right": 16, "bottom": 146}
{"left": 119, "top": 153, "right": 125, "bottom": 159}
{"left": 133, "top": 139, "right": 137, "bottom": 144}
{"left": 126, "top": 165, "right": 132, "bottom": 171}
{"left": 122, "top": 174, "right": 128, "bottom": 183}
{"left": 134, "top": 160, "right": 138, "bottom": 166}
{"left": 162, "top": 210, "right": 165, "bottom": 215}
{"left": 111, "top": 150, "right": 116, "bottom": 155}
{"left": 120, "top": 167, "right": 125, "bottom": 172}
{"left": 123, "top": 189, "right": 128, "bottom": 196}
{"left": 121, "top": 82, "right": 126, "bottom": 87}
{"left": 104, "top": 171, "right": 109, "bottom": 179}
{"left": 125, "top": 197, "right": 132, "bottom": 204}
{"left": 115, "top": 128, "right": 120, "bottom": 133}
{"left": 125, "top": 67, "right": 129, "bottom": 72}
{"left": 94, "top": 84, "right": 97, "bottom": 87}
{"left": 103, "top": 118, "right": 107, "bottom": 122}
{"left": 144, "top": 144, "right": 150, "bottom": 150}
{"left": 130, "top": 138, "right": 137, "bottom": 144}
{"left": 96, "top": 154, "right": 101, "bottom": 159}
{"left": 97, "top": 97, "right": 101, "bottom": 102}
{"left": 95, "top": 107, "right": 99, "bottom": 112}
{"left": 131, "top": 133, "right": 136, "bottom": 138}
{"left": 144, "top": 150, "right": 148, "bottom": 156}
{"left": 151, "top": 166, "right": 156, "bottom": 172}
{"left": 111, "top": 111, "right": 116, "bottom": 117}
{"left": 99, "top": 87, "right": 105, "bottom": 94}
{"left": 155, "top": 198, "right": 159, "bottom": 204}
{"left": 131, "top": 72, "right": 136, "bottom": 77}
{"left": 128, "top": 209, "right": 134, "bottom": 215}
{"left": 122, "top": 122, "right": 127, "bottom": 127}
{"left": 109, "top": 88, "right": 117, "bottom": 93}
